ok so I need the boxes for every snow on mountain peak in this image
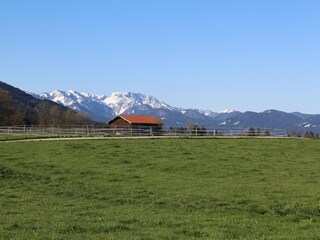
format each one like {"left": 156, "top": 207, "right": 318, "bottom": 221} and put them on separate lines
{"left": 45, "top": 90, "right": 64, "bottom": 98}
{"left": 197, "top": 109, "right": 217, "bottom": 117}
{"left": 111, "top": 91, "right": 129, "bottom": 96}
{"left": 102, "top": 92, "right": 173, "bottom": 115}
{"left": 68, "top": 89, "right": 78, "bottom": 94}
{"left": 218, "top": 109, "right": 235, "bottom": 114}
{"left": 40, "top": 90, "right": 75, "bottom": 105}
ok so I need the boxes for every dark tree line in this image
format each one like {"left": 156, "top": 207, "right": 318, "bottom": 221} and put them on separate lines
{"left": 287, "top": 129, "right": 319, "bottom": 139}
{"left": 169, "top": 122, "right": 207, "bottom": 136}
{"left": 36, "top": 102, "right": 91, "bottom": 127}
{"left": 247, "top": 127, "right": 271, "bottom": 136}
{"left": 303, "top": 131, "right": 319, "bottom": 139}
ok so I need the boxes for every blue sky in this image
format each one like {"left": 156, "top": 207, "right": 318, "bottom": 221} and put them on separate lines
{"left": 0, "top": 0, "right": 319, "bottom": 113}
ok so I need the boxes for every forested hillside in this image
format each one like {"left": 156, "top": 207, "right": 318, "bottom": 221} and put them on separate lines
{"left": 0, "top": 81, "right": 92, "bottom": 126}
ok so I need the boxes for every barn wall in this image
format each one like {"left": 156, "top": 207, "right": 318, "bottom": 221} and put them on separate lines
{"left": 109, "top": 117, "right": 132, "bottom": 128}
{"left": 132, "top": 123, "right": 163, "bottom": 131}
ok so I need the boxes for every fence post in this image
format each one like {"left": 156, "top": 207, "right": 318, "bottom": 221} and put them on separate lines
{"left": 87, "top": 125, "right": 89, "bottom": 135}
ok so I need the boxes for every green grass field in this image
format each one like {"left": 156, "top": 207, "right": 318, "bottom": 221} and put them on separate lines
{"left": 1, "top": 138, "right": 320, "bottom": 239}
{"left": 0, "top": 133, "right": 98, "bottom": 141}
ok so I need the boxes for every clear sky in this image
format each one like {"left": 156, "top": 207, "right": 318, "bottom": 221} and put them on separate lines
{"left": 0, "top": 0, "right": 319, "bottom": 113}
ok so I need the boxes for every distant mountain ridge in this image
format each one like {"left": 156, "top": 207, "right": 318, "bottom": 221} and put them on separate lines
{"left": 33, "top": 89, "right": 320, "bottom": 133}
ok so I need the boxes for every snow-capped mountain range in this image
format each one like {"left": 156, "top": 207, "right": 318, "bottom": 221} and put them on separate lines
{"left": 33, "top": 90, "right": 179, "bottom": 121}
{"left": 32, "top": 90, "right": 223, "bottom": 124}
{"left": 32, "top": 90, "right": 320, "bottom": 132}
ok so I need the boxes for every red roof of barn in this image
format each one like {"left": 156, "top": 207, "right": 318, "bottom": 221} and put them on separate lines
{"left": 109, "top": 115, "right": 163, "bottom": 125}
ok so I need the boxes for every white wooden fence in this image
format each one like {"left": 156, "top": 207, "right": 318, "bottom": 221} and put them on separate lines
{"left": 0, "top": 125, "right": 287, "bottom": 137}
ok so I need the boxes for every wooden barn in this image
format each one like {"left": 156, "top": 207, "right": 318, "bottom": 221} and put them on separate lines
{"left": 107, "top": 115, "right": 163, "bottom": 131}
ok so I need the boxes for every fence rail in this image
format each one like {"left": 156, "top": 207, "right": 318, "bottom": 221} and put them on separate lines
{"left": 0, "top": 125, "right": 288, "bottom": 138}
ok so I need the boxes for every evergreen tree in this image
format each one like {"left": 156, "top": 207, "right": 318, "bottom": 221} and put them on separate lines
{"left": 247, "top": 127, "right": 256, "bottom": 136}
{"left": 310, "top": 131, "right": 315, "bottom": 139}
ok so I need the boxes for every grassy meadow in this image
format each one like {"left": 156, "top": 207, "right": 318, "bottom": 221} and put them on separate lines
{"left": 0, "top": 133, "right": 96, "bottom": 142}
{"left": 1, "top": 138, "right": 320, "bottom": 239}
